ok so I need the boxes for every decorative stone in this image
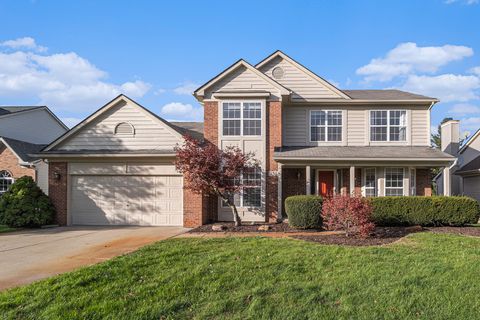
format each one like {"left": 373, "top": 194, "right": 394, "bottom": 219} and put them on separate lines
{"left": 258, "top": 225, "right": 271, "bottom": 231}
{"left": 212, "top": 224, "right": 227, "bottom": 231}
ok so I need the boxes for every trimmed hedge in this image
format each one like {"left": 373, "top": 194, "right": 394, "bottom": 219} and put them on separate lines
{"left": 370, "top": 196, "right": 480, "bottom": 226}
{"left": 285, "top": 195, "right": 323, "bottom": 229}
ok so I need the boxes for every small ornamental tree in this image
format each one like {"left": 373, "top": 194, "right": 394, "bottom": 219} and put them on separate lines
{"left": 321, "top": 195, "right": 375, "bottom": 238}
{"left": 174, "top": 135, "right": 258, "bottom": 226}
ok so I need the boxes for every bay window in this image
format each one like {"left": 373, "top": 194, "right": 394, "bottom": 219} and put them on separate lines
{"left": 310, "top": 110, "right": 342, "bottom": 142}
{"left": 223, "top": 102, "right": 261, "bottom": 136}
{"left": 385, "top": 168, "right": 404, "bottom": 196}
{"left": 370, "top": 110, "right": 406, "bottom": 142}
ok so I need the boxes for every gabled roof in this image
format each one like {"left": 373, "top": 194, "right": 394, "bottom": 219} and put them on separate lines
{"left": 459, "top": 128, "right": 480, "bottom": 154}
{"left": 0, "top": 106, "right": 68, "bottom": 130}
{"left": 343, "top": 89, "right": 438, "bottom": 101}
{"left": 256, "top": 50, "right": 351, "bottom": 100}
{"left": 193, "top": 59, "right": 291, "bottom": 100}
{"left": 0, "top": 136, "right": 45, "bottom": 163}
{"left": 42, "top": 94, "right": 184, "bottom": 152}
{"left": 455, "top": 154, "right": 480, "bottom": 175}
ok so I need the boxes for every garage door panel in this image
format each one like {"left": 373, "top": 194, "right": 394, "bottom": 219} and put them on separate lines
{"left": 71, "top": 174, "right": 183, "bottom": 226}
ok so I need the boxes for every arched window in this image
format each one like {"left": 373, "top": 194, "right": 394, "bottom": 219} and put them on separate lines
{"left": 0, "top": 170, "right": 14, "bottom": 195}
{"left": 114, "top": 122, "right": 135, "bottom": 135}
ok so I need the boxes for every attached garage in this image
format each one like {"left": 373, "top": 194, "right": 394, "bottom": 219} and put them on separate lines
{"left": 463, "top": 176, "right": 480, "bottom": 202}
{"left": 69, "top": 162, "right": 183, "bottom": 226}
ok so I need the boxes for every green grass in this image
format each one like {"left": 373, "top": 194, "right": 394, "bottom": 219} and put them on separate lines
{"left": 0, "top": 225, "right": 16, "bottom": 233}
{"left": 1, "top": 233, "right": 480, "bottom": 319}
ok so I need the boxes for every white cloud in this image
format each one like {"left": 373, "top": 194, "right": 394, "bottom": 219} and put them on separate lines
{"left": 445, "top": 0, "right": 478, "bottom": 4}
{"left": 357, "top": 42, "right": 473, "bottom": 82}
{"left": 447, "top": 103, "right": 480, "bottom": 115}
{"left": 469, "top": 66, "right": 480, "bottom": 76}
{"left": 327, "top": 79, "right": 340, "bottom": 87}
{"left": 1, "top": 37, "right": 47, "bottom": 52}
{"left": 0, "top": 38, "right": 151, "bottom": 112}
{"left": 60, "top": 117, "right": 82, "bottom": 128}
{"left": 160, "top": 102, "right": 203, "bottom": 121}
{"left": 399, "top": 74, "right": 480, "bottom": 102}
{"left": 173, "top": 82, "right": 198, "bottom": 95}
{"left": 154, "top": 88, "right": 166, "bottom": 96}
{"left": 459, "top": 117, "right": 480, "bottom": 131}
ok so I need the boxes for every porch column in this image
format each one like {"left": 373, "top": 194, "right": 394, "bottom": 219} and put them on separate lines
{"left": 306, "top": 165, "right": 311, "bottom": 195}
{"left": 277, "top": 163, "right": 283, "bottom": 220}
{"left": 443, "top": 166, "right": 451, "bottom": 196}
{"left": 349, "top": 165, "right": 355, "bottom": 195}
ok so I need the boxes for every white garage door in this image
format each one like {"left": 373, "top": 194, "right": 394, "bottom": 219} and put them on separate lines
{"left": 70, "top": 175, "right": 183, "bottom": 226}
{"left": 464, "top": 176, "right": 480, "bottom": 202}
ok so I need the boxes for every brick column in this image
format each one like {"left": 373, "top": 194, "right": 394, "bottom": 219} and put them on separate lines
{"left": 266, "top": 101, "right": 282, "bottom": 222}
{"left": 416, "top": 169, "right": 432, "bottom": 196}
{"left": 48, "top": 162, "right": 68, "bottom": 225}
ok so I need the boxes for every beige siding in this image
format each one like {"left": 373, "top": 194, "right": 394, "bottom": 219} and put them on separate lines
{"left": 460, "top": 136, "right": 480, "bottom": 166}
{"left": 35, "top": 160, "right": 49, "bottom": 195}
{"left": 258, "top": 56, "right": 343, "bottom": 101}
{"left": 57, "top": 101, "right": 181, "bottom": 151}
{"left": 204, "top": 65, "right": 281, "bottom": 99}
{"left": 283, "top": 104, "right": 431, "bottom": 146}
{"left": 411, "top": 109, "right": 430, "bottom": 145}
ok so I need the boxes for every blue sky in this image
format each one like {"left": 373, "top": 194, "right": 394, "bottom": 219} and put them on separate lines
{"left": 0, "top": 0, "right": 479, "bottom": 137}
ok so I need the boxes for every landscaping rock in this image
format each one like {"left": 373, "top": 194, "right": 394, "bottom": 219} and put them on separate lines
{"left": 212, "top": 225, "right": 227, "bottom": 231}
{"left": 257, "top": 225, "right": 271, "bottom": 231}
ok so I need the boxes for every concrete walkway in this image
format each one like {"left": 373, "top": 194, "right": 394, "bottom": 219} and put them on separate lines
{"left": 0, "top": 226, "right": 187, "bottom": 291}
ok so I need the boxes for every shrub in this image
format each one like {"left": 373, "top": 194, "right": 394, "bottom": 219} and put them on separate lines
{"left": 370, "top": 196, "right": 480, "bottom": 227}
{"left": 321, "top": 196, "right": 375, "bottom": 238}
{"left": 285, "top": 195, "right": 323, "bottom": 229}
{"left": 0, "top": 176, "right": 55, "bottom": 227}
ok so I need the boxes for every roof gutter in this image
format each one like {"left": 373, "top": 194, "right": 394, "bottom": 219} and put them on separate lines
{"left": 273, "top": 156, "right": 455, "bottom": 162}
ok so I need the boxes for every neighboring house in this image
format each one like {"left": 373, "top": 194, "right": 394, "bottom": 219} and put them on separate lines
{"left": 39, "top": 51, "right": 454, "bottom": 228}
{"left": 435, "top": 120, "right": 480, "bottom": 202}
{"left": 0, "top": 106, "right": 68, "bottom": 195}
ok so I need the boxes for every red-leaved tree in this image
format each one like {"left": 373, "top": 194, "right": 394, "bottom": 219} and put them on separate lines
{"left": 321, "top": 195, "right": 375, "bottom": 238}
{"left": 174, "top": 135, "right": 258, "bottom": 226}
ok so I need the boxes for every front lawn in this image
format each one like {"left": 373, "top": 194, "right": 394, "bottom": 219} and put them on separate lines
{"left": 0, "top": 225, "right": 16, "bottom": 233}
{"left": 1, "top": 233, "right": 480, "bottom": 319}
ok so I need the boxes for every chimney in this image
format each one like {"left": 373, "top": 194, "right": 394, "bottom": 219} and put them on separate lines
{"left": 441, "top": 120, "right": 460, "bottom": 155}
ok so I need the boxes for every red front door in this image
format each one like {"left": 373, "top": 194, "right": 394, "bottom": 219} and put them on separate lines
{"left": 318, "top": 171, "right": 334, "bottom": 197}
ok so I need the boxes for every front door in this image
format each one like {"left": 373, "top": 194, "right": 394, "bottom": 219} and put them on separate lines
{"left": 317, "top": 171, "right": 334, "bottom": 197}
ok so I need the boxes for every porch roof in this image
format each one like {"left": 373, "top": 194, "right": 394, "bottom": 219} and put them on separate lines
{"left": 273, "top": 146, "right": 454, "bottom": 162}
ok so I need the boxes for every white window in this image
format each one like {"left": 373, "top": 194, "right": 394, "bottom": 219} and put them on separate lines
{"left": 310, "top": 110, "right": 342, "bottom": 142}
{"left": 0, "top": 170, "right": 14, "bottom": 195}
{"left": 364, "top": 168, "right": 376, "bottom": 197}
{"left": 222, "top": 102, "right": 261, "bottom": 136}
{"left": 370, "top": 110, "right": 406, "bottom": 142}
{"left": 410, "top": 168, "right": 416, "bottom": 196}
{"left": 385, "top": 168, "right": 404, "bottom": 196}
{"left": 223, "top": 167, "right": 262, "bottom": 208}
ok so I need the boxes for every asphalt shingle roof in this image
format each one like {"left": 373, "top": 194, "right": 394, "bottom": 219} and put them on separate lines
{"left": 274, "top": 146, "right": 454, "bottom": 160}
{"left": 343, "top": 90, "right": 436, "bottom": 101}
{"left": 456, "top": 155, "right": 480, "bottom": 174}
{"left": 170, "top": 121, "right": 204, "bottom": 140}
{"left": 1, "top": 137, "right": 46, "bottom": 162}
{"left": 0, "top": 106, "right": 44, "bottom": 117}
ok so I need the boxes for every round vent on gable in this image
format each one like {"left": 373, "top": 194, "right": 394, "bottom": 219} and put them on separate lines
{"left": 272, "top": 66, "right": 285, "bottom": 79}
{"left": 114, "top": 122, "right": 135, "bottom": 135}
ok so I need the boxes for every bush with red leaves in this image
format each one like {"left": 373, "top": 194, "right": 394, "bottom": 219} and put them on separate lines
{"left": 321, "top": 196, "right": 375, "bottom": 238}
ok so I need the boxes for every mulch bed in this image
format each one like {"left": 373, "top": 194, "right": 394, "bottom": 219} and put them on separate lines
{"left": 189, "top": 222, "right": 321, "bottom": 233}
{"left": 292, "top": 226, "right": 422, "bottom": 246}
{"left": 426, "top": 226, "right": 480, "bottom": 237}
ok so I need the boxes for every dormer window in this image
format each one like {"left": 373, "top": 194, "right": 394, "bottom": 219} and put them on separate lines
{"left": 114, "top": 122, "right": 135, "bottom": 135}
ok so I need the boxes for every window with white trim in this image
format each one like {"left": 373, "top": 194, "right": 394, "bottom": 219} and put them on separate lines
{"left": 364, "top": 168, "right": 376, "bottom": 197}
{"left": 0, "top": 170, "right": 14, "bottom": 195}
{"left": 385, "top": 168, "right": 404, "bottom": 196}
{"left": 222, "top": 102, "right": 261, "bottom": 136}
{"left": 223, "top": 167, "right": 262, "bottom": 208}
{"left": 310, "top": 110, "right": 342, "bottom": 142}
{"left": 370, "top": 110, "right": 406, "bottom": 142}
{"left": 410, "top": 168, "right": 416, "bottom": 196}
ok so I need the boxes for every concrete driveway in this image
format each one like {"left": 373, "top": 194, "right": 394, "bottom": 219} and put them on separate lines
{"left": 0, "top": 226, "right": 187, "bottom": 291}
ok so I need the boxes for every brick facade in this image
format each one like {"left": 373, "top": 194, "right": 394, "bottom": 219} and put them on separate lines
{"left": 281, "top": 168, "right": 306, "bottom": 216}
{"left": 416, "top": 168, "right": 432, "bottom": 196}
{"left": 48, "top": 162, "right": 68, "bottom": 226}
{"left": 340, "top": 168, "right": 362, "bottom": 196}
{"left": 0, "top": 145, "right": 35, "bottom": 179}
{"left": 265, "top": 101, "right": 282, "bottom": 222}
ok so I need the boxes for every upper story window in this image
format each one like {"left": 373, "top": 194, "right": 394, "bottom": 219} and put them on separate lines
{"left": 370, "top": 110, "right": 406, "bottom": 142}
{"left": 222, "top": 102, "right": 261, "bottom": 136}
{"left": 310, "top": 110, "right": 342, "bottom": 142}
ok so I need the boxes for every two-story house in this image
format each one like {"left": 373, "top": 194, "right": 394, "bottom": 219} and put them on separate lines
{"left": 0, "top": 106, "right": 68, "bottom": 195}
{"left": 194, "top": 51, "right": 455, "bottom": 222}
{"left": 40, "top": 51, "right": 454, "bottom": 228}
